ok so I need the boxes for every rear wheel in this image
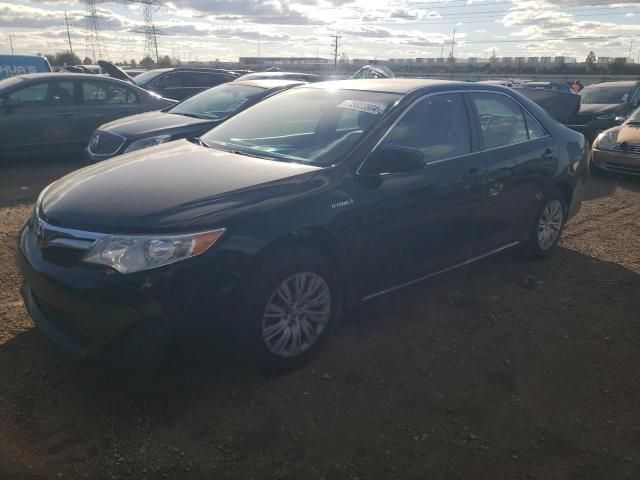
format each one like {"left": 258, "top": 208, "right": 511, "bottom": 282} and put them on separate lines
{"left": 243, "top": 247, "right": 341, "bottom": 371}
{"left": 522, "top": 191, "right": 566, "bottom": 259}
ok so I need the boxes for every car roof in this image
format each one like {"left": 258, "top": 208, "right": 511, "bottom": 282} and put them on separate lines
{"left": 589, "top": 80, "right": 640, "bottom": 88}
{"left": 233, "top": 79, "right": 307, "bottom": 89}
{"left": 7, "top": 72, "right": 127, "bottom": 82}
{"left": 306, "top": 78, "right": 483, "bottom": 94}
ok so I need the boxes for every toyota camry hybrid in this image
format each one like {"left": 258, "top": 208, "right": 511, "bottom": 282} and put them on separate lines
{"left": 17, "top": 79, "right": 588, "bottom": 370}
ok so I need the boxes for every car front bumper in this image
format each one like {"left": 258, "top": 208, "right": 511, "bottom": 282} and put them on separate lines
{"left": 84, "top": 146, "right": 121, "bottom": 164}
{"left": 592, "top": 149, "right": 640, "bottom": 176}
{"left": 17, "top": 220, "right": 242, "bottom": 364}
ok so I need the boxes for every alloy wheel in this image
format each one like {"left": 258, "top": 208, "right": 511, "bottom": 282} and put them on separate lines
{"left": 261, "top": 272, "right": 332, "bottom": 358}
{"left": 537, "top": 199, "right": 564, "bottom": 251}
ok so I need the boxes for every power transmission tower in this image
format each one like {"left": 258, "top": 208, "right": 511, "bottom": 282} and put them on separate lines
{"left": 65, "top": 12, "right": 74, "bottom": 53}
{"left": 330, "top": 34, "right": 341, "bottom": 70}
{"left": 85, "top": 0, "right": 107, "bottom": 61}
{"left": 128, "top": 0, "right": 165, "bottom": 64}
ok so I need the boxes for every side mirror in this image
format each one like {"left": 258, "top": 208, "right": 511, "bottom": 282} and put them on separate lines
{"left": 615, "top": 115, "right": 627, "bottom": 125}
{"left": 361, "top": 145, "right": 425, "bottom": 176}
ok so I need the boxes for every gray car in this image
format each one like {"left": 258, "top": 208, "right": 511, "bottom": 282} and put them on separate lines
{"left": 0, "top": 73, "right": 175, "bottom": 158}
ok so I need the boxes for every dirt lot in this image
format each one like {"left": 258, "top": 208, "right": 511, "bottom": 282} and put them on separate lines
{"left": 1, "top": 162, "right": 639, "bottom": 480}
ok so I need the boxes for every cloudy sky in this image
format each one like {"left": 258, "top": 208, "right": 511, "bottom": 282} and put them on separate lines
{"left": 2, "top": 0, "right": 640, "bottom": 62}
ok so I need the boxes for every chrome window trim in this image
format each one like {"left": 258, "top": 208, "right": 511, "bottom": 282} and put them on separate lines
{"left": 357, "top": 89, "right": 551, "bottom": 175}
{"left": 362, "top": 241, "right": 519, "bottom": 301}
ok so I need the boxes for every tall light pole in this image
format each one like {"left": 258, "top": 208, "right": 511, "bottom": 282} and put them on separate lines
{"left": 9, "top": 34, "right": 14, "bottom": 54}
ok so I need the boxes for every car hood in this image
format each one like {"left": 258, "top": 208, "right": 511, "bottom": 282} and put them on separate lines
{"left": 607, "top": 124, "right": 640, "bottom": 143}
{"left": 40, "top": 140, "right": 322, "bottom": 233}
{"left": 578, "top": 103, "right": 625, "bottom": 115}
{"left": 98, "top": 111, "right": 214, "bottom": 138}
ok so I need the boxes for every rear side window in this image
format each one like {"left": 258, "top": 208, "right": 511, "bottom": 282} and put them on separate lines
{"left": 471, "top": 93, "right": 528, "bottom": 149}
{"left": 524, "top": 110, "right": 546, "bottom": 140}
{"left": 82, "top": 81, "right": 138, "bottom": 104}
{"left": 382, "top": 93, "right": 471, "bottom": 163}
{"left": 8, "top": 81, "right": 74, "bottom": 106}
{"left": 182, "top": 72, "right": 228, "bottom": 87}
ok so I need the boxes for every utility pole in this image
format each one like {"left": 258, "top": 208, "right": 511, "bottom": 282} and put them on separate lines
{"left": 628, "top": 41, "right": 634, "bottom": 60}
{"left": 440, "top": 43, "right": 444, "bottom": 61}
{"left": 258, "top": 34, "right": 261, "bottom": 60}
{"left": 9, "top": 34, "right": 14, "bottom": 54}
{"left": 451, "top": 29, "right": 456, "bottom": 57}
{"left": 64, "top": 12, "right": 73, "bottom": 53}
{"left": 330, "top": 34, "right": 341, "bottom": 70}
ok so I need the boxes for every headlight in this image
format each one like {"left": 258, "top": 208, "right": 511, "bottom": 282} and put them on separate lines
{"left": 593, "top": 131, "right": 617, "bottom": 150}
{"left": 595, "top": 113, "right": 616, "bottom": 121}
{"left": 83, "top": 229, "right": 225, "bottom": 274}
{"left": 124, "top": 135, "right": 171, "bottom": 153}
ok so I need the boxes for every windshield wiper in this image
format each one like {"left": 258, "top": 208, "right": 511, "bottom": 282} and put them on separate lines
{"left": 178, "top": 112, "right": 211, "bottom": 120}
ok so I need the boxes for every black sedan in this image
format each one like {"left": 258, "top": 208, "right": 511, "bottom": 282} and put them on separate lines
{"left": 0, "top": 73, "right": 175, "bottom": 158}
{"left": 85, "top": 79, "right": 305, "bottom": 162}
{"left": 17, "top": 79, "right": 588, "bottom": 370}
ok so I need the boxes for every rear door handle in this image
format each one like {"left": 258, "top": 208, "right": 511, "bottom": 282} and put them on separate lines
{"left": 542, "top": 148, "right": 557, "bottom": 160}
{"left": 56, "top": 111, "right": 74, "bottom": 118}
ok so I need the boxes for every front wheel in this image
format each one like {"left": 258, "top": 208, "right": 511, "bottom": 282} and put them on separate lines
{"left": 243, "top": 247, "right": 341, "bottom": 371}
{"left": 522, "top": 192, "right": 566, "bottom": 259}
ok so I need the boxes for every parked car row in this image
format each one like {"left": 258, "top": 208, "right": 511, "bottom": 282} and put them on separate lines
{"left": 14, "top": 77, "right": 589, "bottom": 369}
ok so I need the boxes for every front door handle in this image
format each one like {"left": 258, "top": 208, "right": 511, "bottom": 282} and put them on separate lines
{"left": 56, "top": 111, "right": 73, "bottom": 118}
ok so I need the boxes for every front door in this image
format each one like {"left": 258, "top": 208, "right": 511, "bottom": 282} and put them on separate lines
{"left": 349, "top": 93, "right": 487, "bottom": 297}
{"left": 0, "top": 80, "right": 76, "bottom": 154}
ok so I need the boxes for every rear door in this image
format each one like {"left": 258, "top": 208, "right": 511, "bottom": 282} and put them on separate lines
{"left": 466, "top": 91, "right": 557, "bottom": 251}
{"left": 0, "top": 79, "right": 77, "bottom": 153}
{"left": 75, "top": 79, "right": 142, "bottom": 143}
{"left": 179, "top": 72, "right": 232, "bottom": 99}
{"left": 351, "top": 92, "right": 487, "bottom": 295}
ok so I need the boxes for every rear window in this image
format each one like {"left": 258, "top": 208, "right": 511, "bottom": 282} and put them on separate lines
{"left": 580, "top": 85, "right": 634, "bottom": 104}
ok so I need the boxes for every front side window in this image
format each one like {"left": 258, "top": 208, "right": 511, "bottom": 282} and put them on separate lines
{"left": 472, "top": 93, "right": 528, "bottom": 149}
{"left": 377, "top": 93, "right": 471, "bottom": 163}
{"left": 8, "top": 81, "right": 74, "bottom": 106}
{"left": 201, "top": 88, "right": 400, "bottom": 165}
{"left": 82, "top": 81, "right": 138, "bottom": 104}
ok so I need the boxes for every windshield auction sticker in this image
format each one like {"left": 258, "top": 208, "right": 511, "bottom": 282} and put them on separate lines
{"left": 337, "top": 100, "right": 387, "bottom": 115}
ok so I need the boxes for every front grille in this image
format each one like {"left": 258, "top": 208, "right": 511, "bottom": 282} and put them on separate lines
{"left": 604, "top": 162, "right": 640, "bottom": 175}
{"left": 610, "top": 143, "right": 640, "bottom": 154}
{"left": 88, "top": 131, "right": 124, "bottom": 155}
{"left": 41, "top": 246, "right": 87, "bottom": 267}
{"left": 568, "top": 114, "right": 593, "bottom": 126}
{"left": 32, "top": 216, "right": 103, "bottom": 267}
{"left": 32, "top": 292, "right": 85, "bottom": 344}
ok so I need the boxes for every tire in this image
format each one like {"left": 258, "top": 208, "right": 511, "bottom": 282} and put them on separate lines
{"left": 242, "top": 246, "right": 341, "bottom": 372}
{"left": 522, "top": 190, "right": 567, "bottom": 259}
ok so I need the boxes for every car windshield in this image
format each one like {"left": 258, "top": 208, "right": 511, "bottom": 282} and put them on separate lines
{"left": 169, "top": 84, "right": 266, "bottom": 120}
{"left": 200, "top": 87, "right": 400, "bottom": 166}
{"left": 580, "top": 85, "right": 633, "bottom": 104}
{"left": 133, "top": 69, "right": 168, "bottom": 86}
{"left": 625, "top": 106, "right": 640, "bottom": 123}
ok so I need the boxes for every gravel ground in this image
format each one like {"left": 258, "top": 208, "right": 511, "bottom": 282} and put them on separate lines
{"left": 0, "top": 163, "right": 639, "bottom": 480}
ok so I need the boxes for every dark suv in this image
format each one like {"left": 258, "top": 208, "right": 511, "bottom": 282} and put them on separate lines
{"left": 133, "top": 67, "right": 238, "bottom": 101}
{"left": 567, "top": 80, "right": 640, "bottom": 142}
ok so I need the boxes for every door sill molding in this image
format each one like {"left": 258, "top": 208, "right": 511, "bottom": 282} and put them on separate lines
{"left": 361, "top": 241, "right": 520, "bottom": 302}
